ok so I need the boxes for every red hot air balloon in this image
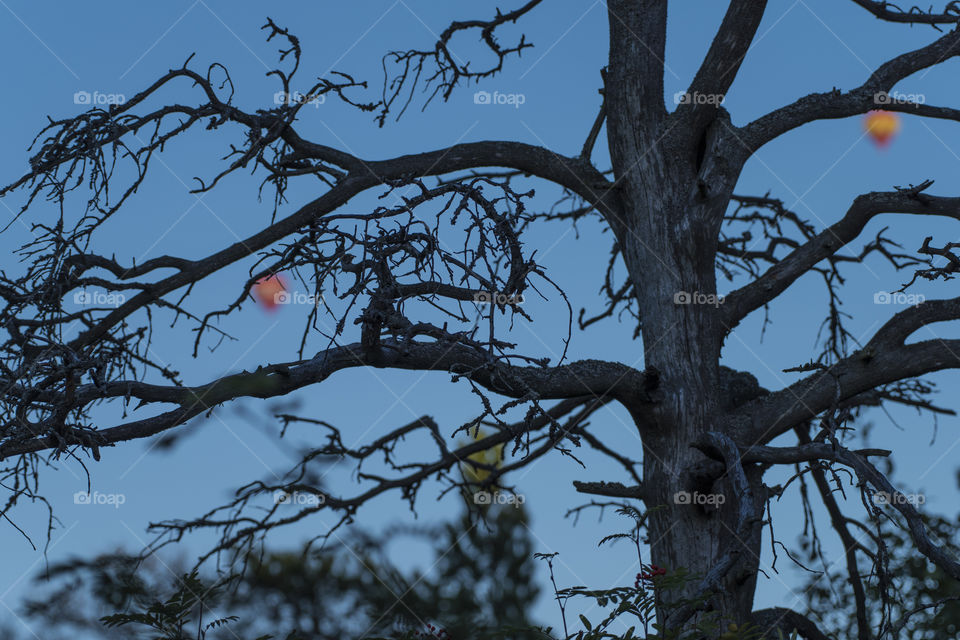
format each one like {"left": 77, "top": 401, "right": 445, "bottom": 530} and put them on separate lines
{"left": 864, "top": 110, "right": 900, "bottom": 148}
{"left": 252, "top": 273, "right": 288, "bottom": 311}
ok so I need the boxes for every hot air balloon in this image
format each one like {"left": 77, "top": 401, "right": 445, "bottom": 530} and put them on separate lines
{"left": 864, "top": 110, "right": 900, "bottom": 148}
{"left": 459, "top": 425, "right": 504, "bottom": 486}
{"left": 252, "top": 273, "right": 288, "bottom": 311}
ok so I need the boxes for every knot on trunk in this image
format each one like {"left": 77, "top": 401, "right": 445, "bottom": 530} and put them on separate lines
{"left": 718, "top": 366, "right": 767, "bottom": 411}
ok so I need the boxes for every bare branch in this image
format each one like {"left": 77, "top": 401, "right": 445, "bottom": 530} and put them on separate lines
{"left": 694, "top": 441, "right": 891, "bottom": 466}
{"left": 850, "top": 0, "right": 960, "bottom": 26}
{"left": 580, "top": 96, "right": 607, "bottom": 161}
{"left": 573, "top": 480, "right": 646, "bottom": 501}
{"left": 795, "top": 428, "right": 871, "bottom": 640}
{"left": 377, "top": 0, "right": 544, "bottom": 124}
{"left": 684, "top": 0, "right": 768, "bottom": 121}
{"left": 0, "top": 339, "right": 650, "bottom": 458}
{"left": 731, "top": 319, "right": 960, "bottom": 445}
{"left": 722, "top": 181, "right": 960, "bottom": 329}
{"left": 150, "top": 396, "right": 601, "bottom": 563}
{"left": 833, "top": 445, "right": 960, "bottom": 580}
{"left": 739, "top": 27, "right": 960, "bottom": 150}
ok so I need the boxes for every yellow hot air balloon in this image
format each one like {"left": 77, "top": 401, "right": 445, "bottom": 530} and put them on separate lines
{"left": 460, "top": 425, "right": 504, "bottom": 486}
{"left": 864, "top": 110, "right": 900, "bottom": 148}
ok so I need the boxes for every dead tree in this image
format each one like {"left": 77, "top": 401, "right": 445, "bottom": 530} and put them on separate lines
{"left": 2, "top": 2, "right": 960, "bottom": 638}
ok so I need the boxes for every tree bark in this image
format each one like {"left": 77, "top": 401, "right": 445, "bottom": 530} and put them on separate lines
{"left": 605, "top": 0, "right": 759, "bottom": 628}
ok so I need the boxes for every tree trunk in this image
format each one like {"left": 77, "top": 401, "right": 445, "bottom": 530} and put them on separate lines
{"left": 605, "top": 1, "right": 760, "bottom": 630}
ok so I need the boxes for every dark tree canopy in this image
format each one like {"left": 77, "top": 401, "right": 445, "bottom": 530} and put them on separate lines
{"left": 18, "top": 501, "right": 543, "bottom": 640}
{"left": 3, "top": 1, "right": 960, "bottom": 639}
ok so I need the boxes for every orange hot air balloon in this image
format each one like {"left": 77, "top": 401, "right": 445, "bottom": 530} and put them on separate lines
{"left": 864, "top": 110, "right": 900, "bottom": 148}
{"left": 252, "top": 274, "right": 288, "bottom": 311}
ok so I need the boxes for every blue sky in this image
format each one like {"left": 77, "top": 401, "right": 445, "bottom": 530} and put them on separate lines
{"left": 1, "top": 1, "right": 960, "bottom": 637}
